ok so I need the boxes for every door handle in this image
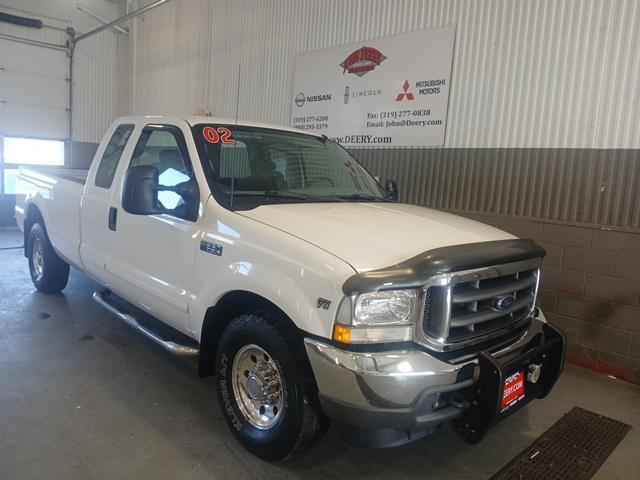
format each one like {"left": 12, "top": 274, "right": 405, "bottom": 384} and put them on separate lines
{"left": 108, "top": 207, "right": 117, "bottom": 231}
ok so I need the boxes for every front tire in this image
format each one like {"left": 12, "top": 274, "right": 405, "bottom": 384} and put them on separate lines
{"left": 27, "top": 222, "right": 69, "bottom": 293}
{"left": 214, "top": 313, "right": 328, "bottom": 461}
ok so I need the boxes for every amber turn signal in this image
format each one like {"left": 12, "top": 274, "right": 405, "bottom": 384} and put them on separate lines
{"left": 332, "top": 324, "right": 352, "bottom": 344}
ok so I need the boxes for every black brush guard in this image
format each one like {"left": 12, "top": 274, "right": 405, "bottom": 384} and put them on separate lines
{"left": 453, "top": 323, "right": 566, "bottom": 443}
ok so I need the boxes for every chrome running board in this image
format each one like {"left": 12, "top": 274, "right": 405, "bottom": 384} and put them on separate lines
{"left": 93, "top": 290, "right": 199, "bottom": 357}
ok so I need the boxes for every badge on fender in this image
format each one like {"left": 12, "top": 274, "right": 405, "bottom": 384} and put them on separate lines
{"left": 316, "top": 298, "right": 331, "bottom": 310}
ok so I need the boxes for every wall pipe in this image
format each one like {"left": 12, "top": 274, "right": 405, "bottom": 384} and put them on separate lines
{"left": 76, "top": 5, "right": 129, "bottom": 35}
{"left": 68, "top": 0, "right": 170, "bottom": 165}
{"left": 73, "top": 0, "right": 170, "bottom": 46}
{"left": 68, "top": 28, "right": 75, "bottom": 167}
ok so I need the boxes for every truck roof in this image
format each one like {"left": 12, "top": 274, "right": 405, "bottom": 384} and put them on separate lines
{"left": 115, "top": 115, "right": 319, "bottom": 138}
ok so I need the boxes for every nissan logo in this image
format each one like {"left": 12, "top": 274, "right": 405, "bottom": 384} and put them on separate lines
{"left": 493, "top": 294, "right": 516, "bottom": 311}
{"left": 294, "top": 92, "right": 306, "bottom": 107}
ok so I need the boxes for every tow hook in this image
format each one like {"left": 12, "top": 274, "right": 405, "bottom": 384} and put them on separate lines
{"left": 448, "top": 394, "right": 469, "bottom": 410}
{"left": 527, "top": 363, "right": 542, "bottom": 383}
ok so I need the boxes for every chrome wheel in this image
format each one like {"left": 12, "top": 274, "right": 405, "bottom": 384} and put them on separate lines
{"left": 32, "top": 237, "right": 44, "bottom": 280}
{"left": 231, "top": 344, "right": 284, "bottom": 430}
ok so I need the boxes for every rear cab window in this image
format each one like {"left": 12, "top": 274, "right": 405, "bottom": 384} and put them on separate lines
{"left": 94, "top": 124, "right": 135, "bottom": 189}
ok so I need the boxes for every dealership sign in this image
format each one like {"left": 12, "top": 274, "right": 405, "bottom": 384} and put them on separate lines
{"left": 291, "top": 24, "right": 456, "bottom": 147}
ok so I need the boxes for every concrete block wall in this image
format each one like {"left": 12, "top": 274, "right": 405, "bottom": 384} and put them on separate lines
{"left": 459, "top": 212, "right": 640, "bottom": 383}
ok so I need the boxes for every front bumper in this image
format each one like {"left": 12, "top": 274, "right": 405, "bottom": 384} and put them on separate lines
{"left": 304, "top": 311, "right": 565, "bottom": 447}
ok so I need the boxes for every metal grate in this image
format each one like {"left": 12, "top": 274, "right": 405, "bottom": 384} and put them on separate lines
{"left": 490, "top": 407, "right": 631, "bottom": 480}
{"left": 448, "top": 268, "right": 537, "bottom": 342}
{"left": 422, "top": 287, "right": 431, "bottom": 330}
{"left": 422, "top": 264, "right": 539, "bottom": 348}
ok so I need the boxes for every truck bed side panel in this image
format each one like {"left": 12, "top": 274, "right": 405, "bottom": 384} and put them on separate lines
{"left": 17, "top": 167, "right": 85, "bottom": 269}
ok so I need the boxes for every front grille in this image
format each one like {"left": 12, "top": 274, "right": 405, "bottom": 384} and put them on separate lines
{"left": 421, "top": 261, "right": 540, "bottom": 349}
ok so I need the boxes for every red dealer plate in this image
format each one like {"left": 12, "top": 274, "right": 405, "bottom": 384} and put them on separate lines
{"left": 501, "top": 371, "right": 526, "bottom": 412}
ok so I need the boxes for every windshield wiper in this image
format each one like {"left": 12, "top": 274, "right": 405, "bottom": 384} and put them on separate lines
{"left": 232, "top": 190, "right": 311, "bottom": 200}
{"left": 336, "top": 193, "right": 390, "bottom": 202}
{"left": 233, "top": 190, "right": 391, "bottom": 203}
{"left": 232, "top": 190, "right": 346, "bottom": 202}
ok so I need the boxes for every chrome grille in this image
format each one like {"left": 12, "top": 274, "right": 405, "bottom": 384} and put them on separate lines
{"left": 420, "top": 258, "right": 541, "bottom": 351}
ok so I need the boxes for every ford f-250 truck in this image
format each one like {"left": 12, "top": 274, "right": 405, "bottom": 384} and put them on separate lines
{"left": 16, "top": 116, "right": 565, "bottom": 460}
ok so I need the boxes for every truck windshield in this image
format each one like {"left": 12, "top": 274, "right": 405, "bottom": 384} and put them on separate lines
{"left": 192, "top": 124, "right": 389, "bottom": 210}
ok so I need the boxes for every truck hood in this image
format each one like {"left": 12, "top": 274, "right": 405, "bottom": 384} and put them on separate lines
{"left": 239, "top": 202, "right": 514, "bottom": 272}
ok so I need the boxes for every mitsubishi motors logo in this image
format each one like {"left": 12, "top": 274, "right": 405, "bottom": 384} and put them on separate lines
{"left": 395, "top": 80, "right": 414, "bottom": 101}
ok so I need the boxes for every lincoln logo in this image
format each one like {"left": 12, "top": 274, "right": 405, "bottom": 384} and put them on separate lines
{"left": 493, "top": 294, "right": 516, "bottom": 311}
{"left": 340, "top": 46, "right": 387, "bottom": 76}
{"left": 395, "top": 80, "right": 415, "bottom": 101}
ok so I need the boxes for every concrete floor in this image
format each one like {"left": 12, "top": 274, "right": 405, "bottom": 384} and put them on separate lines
{"left": 1, "top": 227, "right": 639, "bottom": 480}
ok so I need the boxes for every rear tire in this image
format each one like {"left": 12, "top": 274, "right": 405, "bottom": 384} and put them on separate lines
{"left": 27, "top": 222, "right": 69, "bottom": 294}
{"left": 214, "top": 313, "right": 329, "bottom": 461}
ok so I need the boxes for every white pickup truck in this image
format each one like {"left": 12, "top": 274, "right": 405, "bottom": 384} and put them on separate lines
{"left": 16, "top": 116, "right": 565, "bottom": 460}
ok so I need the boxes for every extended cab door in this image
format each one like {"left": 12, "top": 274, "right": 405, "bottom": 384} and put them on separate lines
{"left": 80, "top": 122, "right": 136, "bottom": 284}
{"left": 102, "top": 122, "right": 202, "bottom": 335}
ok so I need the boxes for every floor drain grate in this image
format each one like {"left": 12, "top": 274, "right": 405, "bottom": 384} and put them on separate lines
{"left": 490, "top": 407, "right": 631, "bottom": 480}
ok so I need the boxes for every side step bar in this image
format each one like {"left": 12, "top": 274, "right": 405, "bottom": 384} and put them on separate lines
{"left": 93, "top": 290, "right": 199, "bottom": 357}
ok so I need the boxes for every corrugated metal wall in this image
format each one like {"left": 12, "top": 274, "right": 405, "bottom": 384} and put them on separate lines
{"left": 132, "top": 0, "right": 640, "bottom": 149}
{"left": 353, "top": 148, "right": 640, "bottom": 229}
{"left": 0, "top": 0, "right": 122, "bottom": 143}
{"left": 130, "top": 0, "right": 211, "bottom": 115}
{"left": 129, "top": 0, "right": 640, "bottom": 229}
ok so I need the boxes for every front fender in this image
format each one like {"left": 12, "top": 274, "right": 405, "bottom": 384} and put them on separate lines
{"left": 190, "top": 200, "right": 355, "bottom": 340}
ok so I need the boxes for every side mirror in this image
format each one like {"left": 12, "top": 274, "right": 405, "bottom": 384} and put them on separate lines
{"left": 385, "top": 179, "right": 399, "bottom": 201}
{"left": 122, "top": 165, "right": 162, "bottom": 215}
{"left": 167, "top": 180, "right": 200, "bottom": 221}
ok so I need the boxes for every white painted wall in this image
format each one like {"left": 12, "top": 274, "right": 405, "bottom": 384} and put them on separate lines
{"left": 0, "top": 0, "right": 124, "bottom": 143}
{"left": 129, "top": 0, "right": 640, "bottom": 149}
{"left": 4, "top": 0, "right": 639, "bottom": 149}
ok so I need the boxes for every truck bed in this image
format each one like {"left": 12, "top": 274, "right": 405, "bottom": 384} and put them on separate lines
{"left": 21, "top": 166, "right": 89, "bottom": 185}
{"left": 16, "top": 166, "right": 87, "bottom": 269}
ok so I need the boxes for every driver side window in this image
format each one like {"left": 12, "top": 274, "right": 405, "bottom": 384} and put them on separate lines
{"left": 130, "top": 127, "right": 195, "bottom": 218}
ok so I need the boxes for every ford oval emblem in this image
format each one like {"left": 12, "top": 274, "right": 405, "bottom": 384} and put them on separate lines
{"left": 493, "top": 294, "right": 516, "bottom": 311}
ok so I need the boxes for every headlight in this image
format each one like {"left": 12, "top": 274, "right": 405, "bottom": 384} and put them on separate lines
{"left": 333, "top": 289, "right": 419, "bottom": 344}
{"left": 354, "top": 290, "right": 415, "bottom": 325}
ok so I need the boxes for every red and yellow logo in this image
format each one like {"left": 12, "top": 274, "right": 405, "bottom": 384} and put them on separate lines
{"left": 340, "top": 46, "right": 387, "bottom": 77}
